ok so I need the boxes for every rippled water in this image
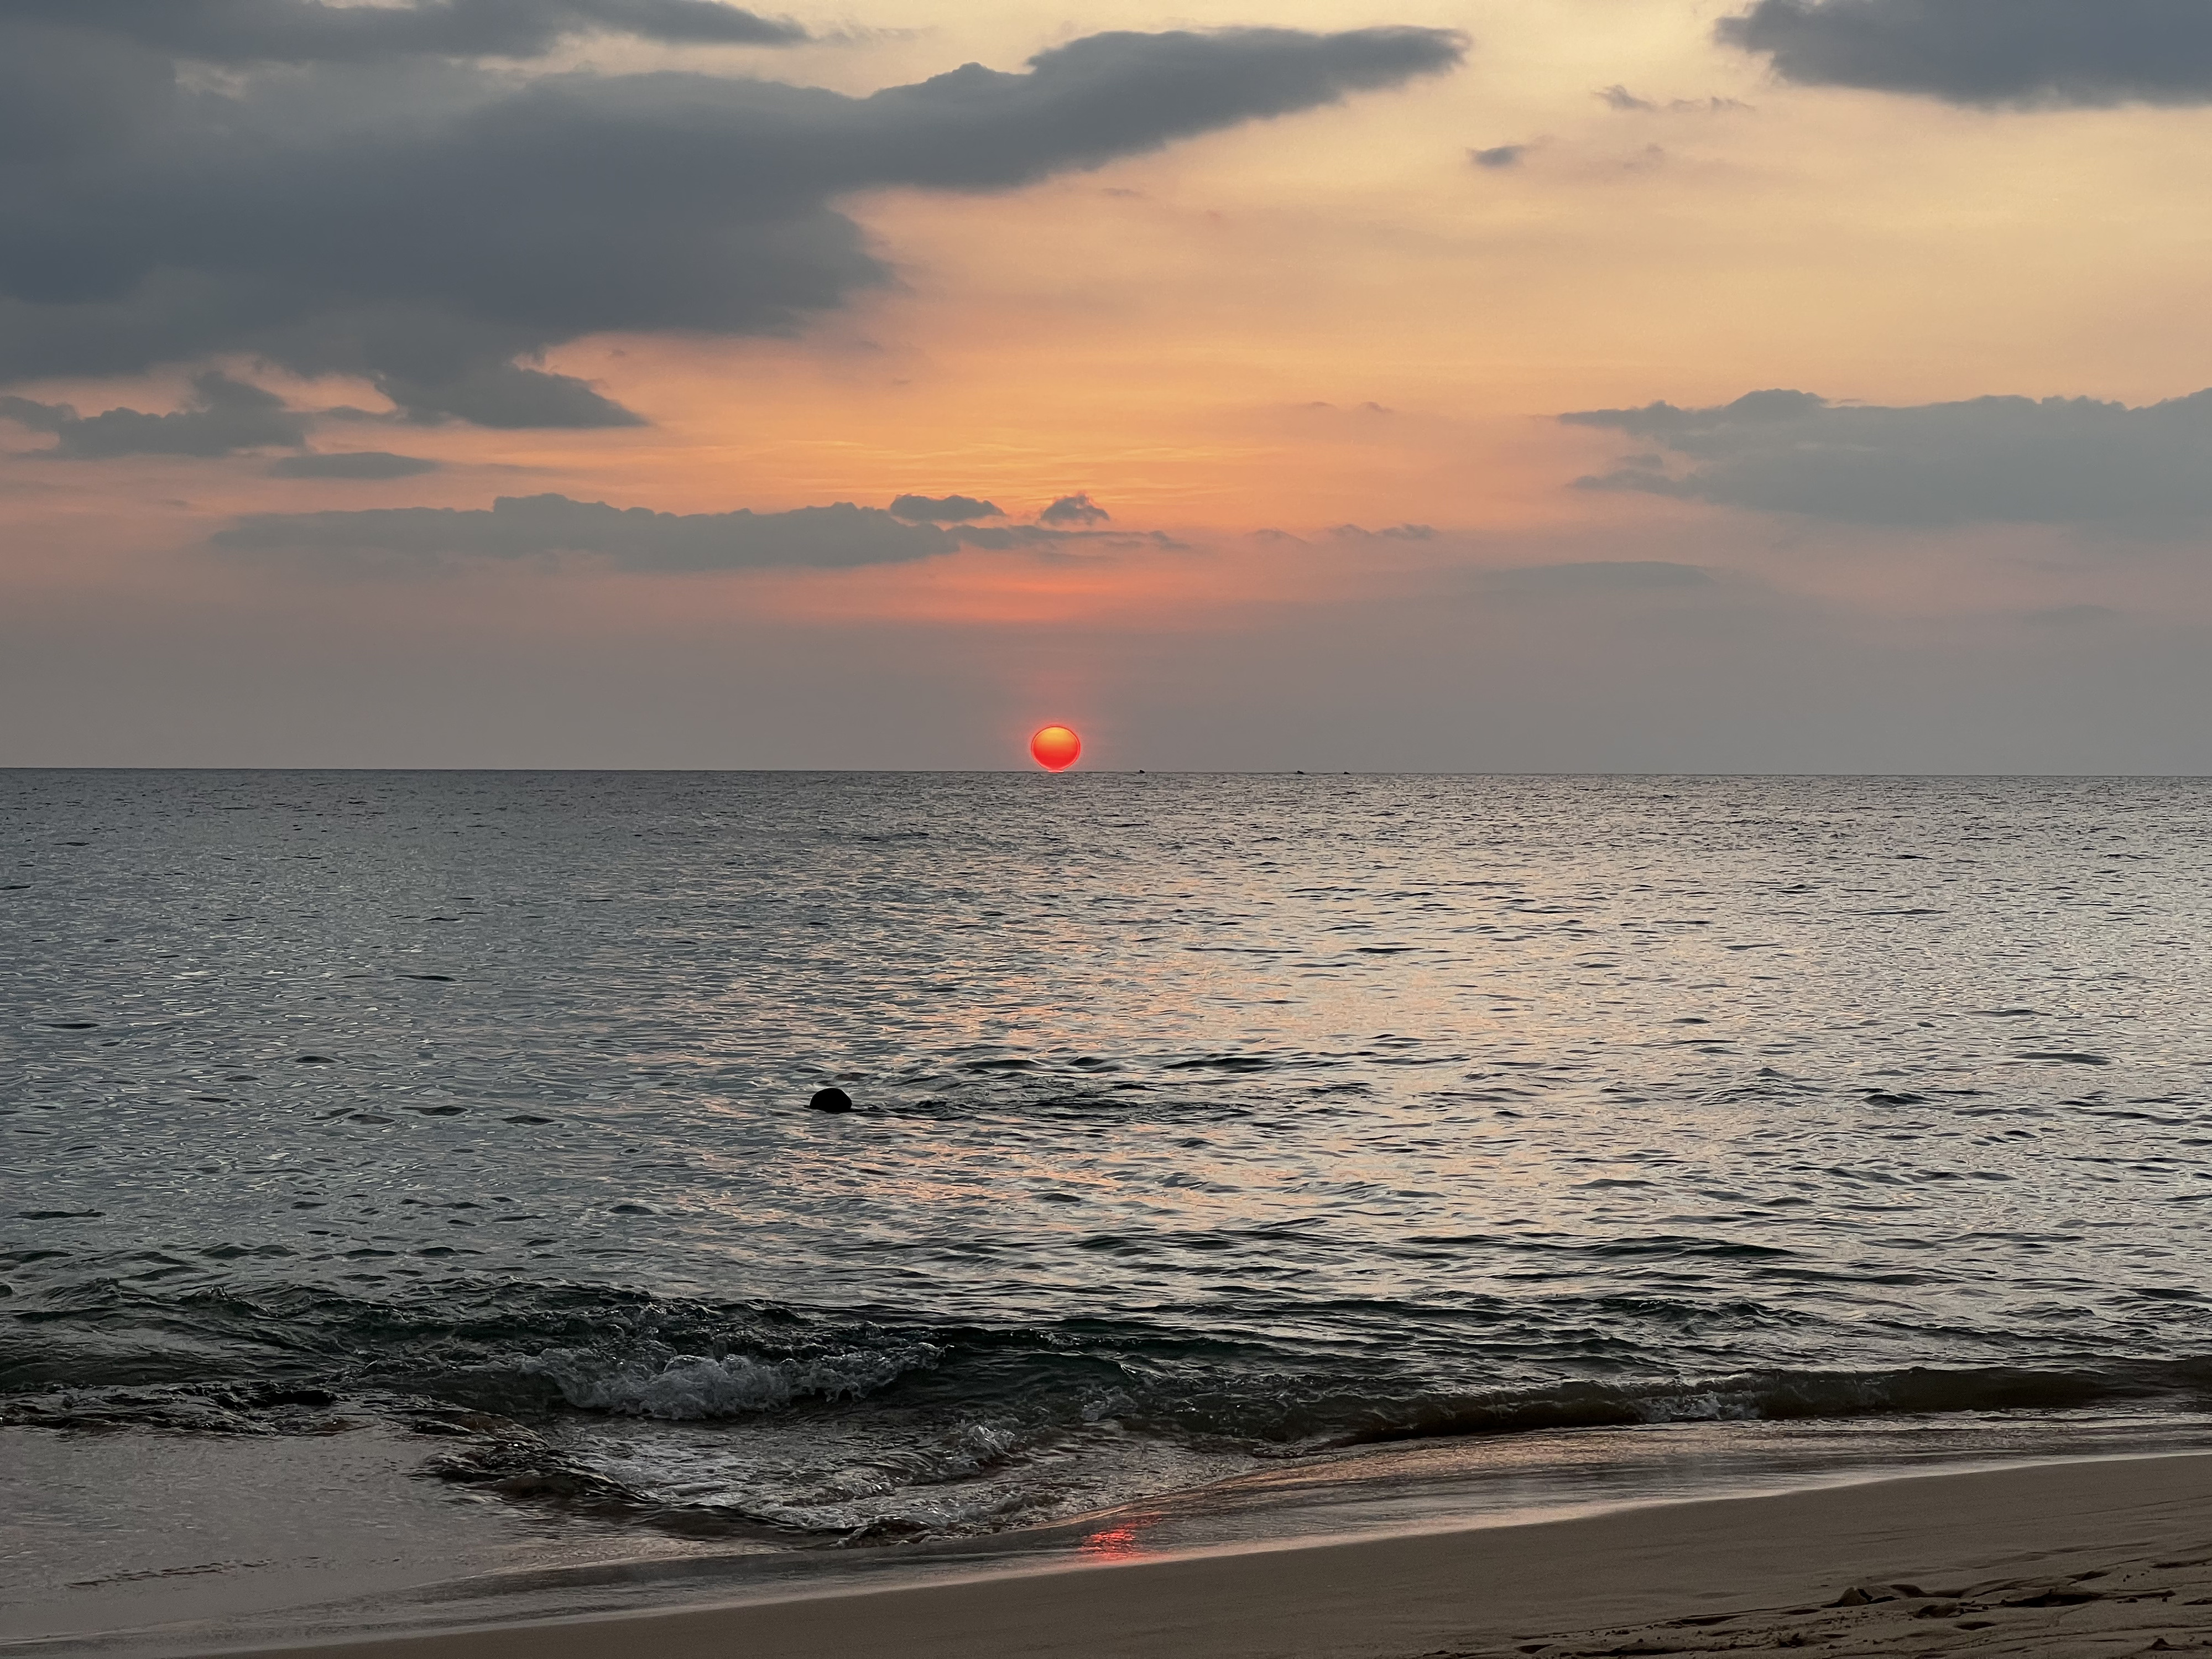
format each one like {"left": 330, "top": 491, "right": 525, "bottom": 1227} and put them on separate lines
{"left": 7, "top": 771, "right": 2212, "bottom": 1571}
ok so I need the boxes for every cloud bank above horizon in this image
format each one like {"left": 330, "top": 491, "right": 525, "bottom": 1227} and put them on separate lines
{"left": 1564, "top": 387, "right": 2212, "bottom": 529}
{"left": 212, "top": 490, "right": 1168, "bottom": 567}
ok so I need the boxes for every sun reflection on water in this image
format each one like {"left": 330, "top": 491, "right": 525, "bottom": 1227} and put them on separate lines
{"left": 1078, "top": 1517, "right": 1158, "bottom": 1562}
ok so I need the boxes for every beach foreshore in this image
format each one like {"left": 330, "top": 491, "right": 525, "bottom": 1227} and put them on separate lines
{"left": 217, "top": 1453, "right": 2212, "bottom": 1659}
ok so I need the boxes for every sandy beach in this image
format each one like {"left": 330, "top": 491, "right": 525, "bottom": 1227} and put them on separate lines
{"left": 211, "top": 1453, "right": 2212, "bottom": 1659}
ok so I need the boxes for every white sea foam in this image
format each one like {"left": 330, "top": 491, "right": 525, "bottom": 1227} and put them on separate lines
{"left": 1630, "top": 1391, "right": 1764, "bottom": 1423}
{"left": 522, "top": 1343, "right": 938, "bottom": 1419}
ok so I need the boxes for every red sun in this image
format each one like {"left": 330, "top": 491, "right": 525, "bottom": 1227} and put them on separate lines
{"left": 1030, "top": 724, "right": 1082, "bottom": 771}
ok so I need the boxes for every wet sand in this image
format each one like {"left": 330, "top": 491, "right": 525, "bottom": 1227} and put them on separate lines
{"left": 214, "top": 1452, "right": 2212, "bottom": 1659}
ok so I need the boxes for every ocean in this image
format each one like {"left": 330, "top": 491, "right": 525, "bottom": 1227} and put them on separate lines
{"left": 8, "top": 771, "right": 2212, "bottom": 1650}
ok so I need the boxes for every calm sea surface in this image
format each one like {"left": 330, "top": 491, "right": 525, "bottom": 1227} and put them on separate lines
{"left": 8, "top": 772, "right": 2212, "bottom": 1639}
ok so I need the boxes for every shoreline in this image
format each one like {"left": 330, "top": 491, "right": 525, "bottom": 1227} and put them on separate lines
{"left": 18, "top": 1411, "right": 2212, "bottom": 1658}
{"left": 204, "top": 1451, "right": 2212, "bottom": 1659}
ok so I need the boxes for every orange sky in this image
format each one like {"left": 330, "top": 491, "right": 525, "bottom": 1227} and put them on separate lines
{"left": 7, "top": 1, "right": 2212, "bottom": 768}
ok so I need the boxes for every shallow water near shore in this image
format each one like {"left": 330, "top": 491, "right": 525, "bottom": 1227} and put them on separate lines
{"left": 7, "top": 771, "right": 2212, "bottom": 1646}
{"left": 12, "top": 1415, "right": 2212, "bottom": 1656}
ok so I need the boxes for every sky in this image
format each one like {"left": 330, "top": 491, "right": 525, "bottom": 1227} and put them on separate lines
{"left": 7, "top": 0, "right": 2212, "bottom": 771}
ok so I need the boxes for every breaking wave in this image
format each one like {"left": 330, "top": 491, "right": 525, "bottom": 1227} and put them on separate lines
{"left": 8, "top": 1270, "right": 2212, "bottom": 1539}
{"left": 523, "top": 1339, "right": 941, "bottom": 1420}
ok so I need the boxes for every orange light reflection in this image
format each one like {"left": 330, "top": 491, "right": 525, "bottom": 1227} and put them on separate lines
{"left": 1078, "top": 1519, "right": 1156, "bottom": 1563}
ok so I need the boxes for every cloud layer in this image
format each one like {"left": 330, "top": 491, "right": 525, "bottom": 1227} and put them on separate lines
{"left": 1719, "top": 0, "right": 2212, "bottom": 107}
{"left": 214, "top": 492, "right": 961, "bottom": 568}
{"left": 889, "top": 493, "right": 1001, "bottom": 523}
{"left": 1564, "top": 387, "right": 2212, "bottom": 528}
{"left": 0, "top": 371, "right": 309, "bottom": 457}
{"left": 15, "top": 0, "right": 808, "bottom": 63}
{"left": 0, "top": 14, "right": 1464, "bottom": 428}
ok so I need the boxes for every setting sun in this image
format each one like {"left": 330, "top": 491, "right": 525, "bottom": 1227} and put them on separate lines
{"left": 1030, "top": 724, "right": 1081, "bottom": 771}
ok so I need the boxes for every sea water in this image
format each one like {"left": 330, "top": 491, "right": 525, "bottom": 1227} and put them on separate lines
{"left": 7, "top": 772, "right": 2212, "bottom": 1647}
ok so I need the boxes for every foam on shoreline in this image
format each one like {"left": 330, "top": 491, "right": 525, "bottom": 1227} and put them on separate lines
{"left": 192, "top": 1451, "right": 2212, "bottom": 1659}
{"left": 14, "top": 1414, "right": 2212, "bottom": 1658}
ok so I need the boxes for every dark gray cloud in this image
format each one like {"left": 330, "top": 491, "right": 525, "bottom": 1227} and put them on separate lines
{"left": 0, "top": 22, "right": 1464, "bottom": 429}
{"left": 11, "top": 1, "right": 807, "bottom": 64}
{"left": 0, "top": 370, "right": 309, "bottom": 457}
{"left": 1599, "top": 84, "right": 1657, "bottom": 111}
{"left": 1470, "top": 143, "right": 1525, "bottom": 168}
{"left": 1563, "top": 386, "right": 2212, "bottom": 528}
{"left": 269, "top": 451, "right": 442, "bottom": 479}
{"left": 214, "top": 492, "right": 958, "bottom": 568}
{"left": 889, "top": 492, "right": 1001, "bottom": 523}
{"left": 1039, "top": 492, "right": 1111, "bottom": 526}
{"left": 1718, "top": 0, "right": 2212, "bottom": 107}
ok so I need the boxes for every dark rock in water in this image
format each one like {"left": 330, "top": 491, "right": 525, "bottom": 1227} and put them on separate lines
{"left": 809, "top": 1087, "right": 854, "bottom": 1114}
